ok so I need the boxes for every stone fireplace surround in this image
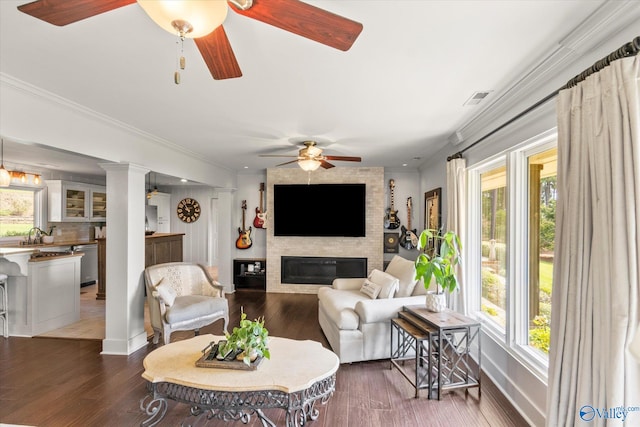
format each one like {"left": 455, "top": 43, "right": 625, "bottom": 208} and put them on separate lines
{"left": 266, "top": 167, "right": 384, "bottom": 294}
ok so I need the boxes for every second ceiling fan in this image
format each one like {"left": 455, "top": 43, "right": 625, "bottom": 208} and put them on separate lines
{"left": 261, "top": 141, "right": 361, "bottom": 171}
{"left": 17, "top": 0, "right": 363, "bottom": 80}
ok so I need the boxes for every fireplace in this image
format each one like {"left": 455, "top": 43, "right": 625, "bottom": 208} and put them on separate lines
{"left": 281, "top": 256, "right": 367, "bottom": 285}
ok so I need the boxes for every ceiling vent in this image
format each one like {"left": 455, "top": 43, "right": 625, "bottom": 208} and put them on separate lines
{"left": 463, "top": 90, "right": 492, "bottom": 106}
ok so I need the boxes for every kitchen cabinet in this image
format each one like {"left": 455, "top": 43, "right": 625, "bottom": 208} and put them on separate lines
{"left": 46, "top": 180, "right": 106, "bottom": 223}
{"left": 145, "top": 233, "right": 184, "bottom": 267}
{"left": 148, "top": 192, "right": 171, "bottom": 233}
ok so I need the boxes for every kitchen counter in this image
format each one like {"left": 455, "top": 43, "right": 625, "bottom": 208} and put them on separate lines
{"left": 0, "top": 251, "right": 82, "bottom": 336}
{"left": 0, "top": 239, "right": 97, "bottom": 255}
{"left": 144, "top": 233, "right": 185, "bottom": 239}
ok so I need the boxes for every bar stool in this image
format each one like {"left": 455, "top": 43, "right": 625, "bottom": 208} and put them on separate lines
{"left": 0, "top": 273, "right": 7, "bottom": 338}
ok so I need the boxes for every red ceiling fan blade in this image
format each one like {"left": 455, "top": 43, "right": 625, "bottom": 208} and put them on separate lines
{"left": 18, "top": 0, "right": 136, "bottom": 26}
{"left": 320, "top": 160, "right": 335, "bottom": 169}
{"left": 194, "top": 26, "right": 242, "bottom": 80}
{"left": 276, "top": 160, "right": 301, "bottom": 167}
{"left": 324, "top": 155, "right": 362, "bottom": 162}
{"left": 231, "top": 0, "right": 363, "bottom": 51}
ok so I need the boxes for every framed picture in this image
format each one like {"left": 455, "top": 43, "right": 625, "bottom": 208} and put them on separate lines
{"left": 424, "top": 188, "right": 442, "bottom": 254}
{"left": 384, "top": 232, "right": 399, "bottom": 253}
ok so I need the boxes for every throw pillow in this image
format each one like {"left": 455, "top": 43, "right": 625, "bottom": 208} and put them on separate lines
{"left": 360, "top": 279, "right": 382, "bottom": 299}
{"left": 385, "top": 255, "right": 418, "bottom": 297}
{"left": 368, "top": 269, "right": 399, "bottom": 299}
{"left": 155, "top": 282, "right": 177, "bottom": 307}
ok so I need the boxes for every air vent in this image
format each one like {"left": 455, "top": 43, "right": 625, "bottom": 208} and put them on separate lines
{"left": 463, "top": 90, "right": 492, "bottom": 106}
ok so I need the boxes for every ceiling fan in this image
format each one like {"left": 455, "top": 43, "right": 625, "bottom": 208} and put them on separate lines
{"left": 17, "top": 0, "right": 363, "bottom": 80}
{"left": 261, "top": 141, "right": 361, "bottom": 171}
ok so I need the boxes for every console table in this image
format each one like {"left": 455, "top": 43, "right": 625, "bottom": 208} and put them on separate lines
{"left": 140, "top": 334, "right": 339, "bottom": 426}
{"left": 390, "top": 305, "right": 481, "bottom": 400}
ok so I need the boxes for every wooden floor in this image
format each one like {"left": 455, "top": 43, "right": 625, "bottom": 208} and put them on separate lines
{"left": 0, "top": 291, "right": 530, "bottom": 427}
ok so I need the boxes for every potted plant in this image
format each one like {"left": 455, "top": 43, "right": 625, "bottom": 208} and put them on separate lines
{"left": 221, "top": 309, "right": 270, "bottom": 366}
{"left": 415, "top": 229, "right": 462, "bottom": 312}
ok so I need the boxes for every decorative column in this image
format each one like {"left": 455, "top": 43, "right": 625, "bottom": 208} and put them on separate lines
{"left": 100, "top": 162, "right": 149, "bottom": 355}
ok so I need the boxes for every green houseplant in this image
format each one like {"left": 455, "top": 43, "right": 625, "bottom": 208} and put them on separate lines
{"left": 415, "top": 229, "right": 462, "bottom": 312}
{"left": 221, "top": 309, "right": 270, "bottom": 366}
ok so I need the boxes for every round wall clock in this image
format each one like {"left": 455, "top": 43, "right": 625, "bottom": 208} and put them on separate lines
{"left": 177, "top": 198, "right": 201, "bottom": 223}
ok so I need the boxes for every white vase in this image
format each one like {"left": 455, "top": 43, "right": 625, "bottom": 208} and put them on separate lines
{"left": 425, "top": 291, "right": 447, "bottom": 312}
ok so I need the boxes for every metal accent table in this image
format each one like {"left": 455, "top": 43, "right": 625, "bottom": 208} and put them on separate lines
{"left": 390, "top": 305, "right": 481, "bottom": 400}
{"left": 140, "top": 334, "right": 339, "bottom": 427}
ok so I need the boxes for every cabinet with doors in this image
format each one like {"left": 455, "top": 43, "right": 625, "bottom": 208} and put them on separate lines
{"left": 46, "top": 180, "right": 106, "bottom": 223}
{"left": 147, "top": 192, "right": 171, "bottom": 233}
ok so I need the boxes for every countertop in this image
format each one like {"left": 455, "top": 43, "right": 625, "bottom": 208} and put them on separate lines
{"left": 0, "top": 239, "right": 97, "bottom": 256}
{"left": 144, "top": 233, "right": 185, "bottom": 239}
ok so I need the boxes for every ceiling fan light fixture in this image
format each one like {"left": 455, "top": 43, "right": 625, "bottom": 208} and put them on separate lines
{"left": 298, "top": 159, "right": 321, "bottom": 172}
{"left": 137, "top": 0, "right": 228, "bottom": 39}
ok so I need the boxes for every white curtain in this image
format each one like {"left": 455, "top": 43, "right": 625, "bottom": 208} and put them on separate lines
{"left": 446, "top": 157, "right": 467, "bottom": 315}
{"left": 547, "top": 57, "right": 640, "bottom": 426}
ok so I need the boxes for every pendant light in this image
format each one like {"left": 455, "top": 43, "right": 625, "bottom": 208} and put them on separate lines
{"left": 0, "top": 139, "right": 11, "bottom": 187}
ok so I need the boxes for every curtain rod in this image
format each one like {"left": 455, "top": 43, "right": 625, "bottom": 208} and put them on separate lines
{"left": 447, "top": 36, "right": 640, "bottom": 162}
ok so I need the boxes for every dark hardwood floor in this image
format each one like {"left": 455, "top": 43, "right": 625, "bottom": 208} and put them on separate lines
{"left": 0, "top": 291, "right": 530, "bottom": 426}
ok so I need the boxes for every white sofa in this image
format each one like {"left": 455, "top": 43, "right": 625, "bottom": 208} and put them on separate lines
{"left": 318, "top": 255, "right": 426, "bottom": 363}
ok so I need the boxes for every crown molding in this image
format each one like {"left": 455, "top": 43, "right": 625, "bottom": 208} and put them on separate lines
{"left": 450, "top": 0, "right": 640, "bottom": 147}
{"left": 0, "top": 73, "right": 233, "bottom": 173}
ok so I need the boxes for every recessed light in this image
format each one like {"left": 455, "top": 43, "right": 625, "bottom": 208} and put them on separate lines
{"left": 180, "top": 178, "right": 188, "bottom": 183}
{"left": 244, "top": 166, "right": 249, "bottom": 169}
{"left": 402, "top": 163, "right": 408, "bottom": 167}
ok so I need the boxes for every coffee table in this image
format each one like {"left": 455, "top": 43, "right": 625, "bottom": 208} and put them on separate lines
{"left": 140, "top": 334, "right": 339, "bottom": 427}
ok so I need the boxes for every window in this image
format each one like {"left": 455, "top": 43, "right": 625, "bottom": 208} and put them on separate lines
{"left": 527, "top": 148, "right": 557, "bottom": 355}
{"left": 480, "top": 165, "right": 507, "bottom": 328}
{"left": 0, "top": 188, "right": 37, "bottom": 239}
{"left": 468, "top": 131, "right": 557, "bottom": 375}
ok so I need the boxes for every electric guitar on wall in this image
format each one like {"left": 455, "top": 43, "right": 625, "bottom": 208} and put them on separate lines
{"left": 253, "top": 182, "right": 267, "bottom": 229}
{"left": 384, "top": 179, "right": 401, "bottom": 229}
{"left": 236, "top": 200, "right": 253, "bottom": 249}
{"left": 400, "top": 197, "right": 418, "bottom": 250}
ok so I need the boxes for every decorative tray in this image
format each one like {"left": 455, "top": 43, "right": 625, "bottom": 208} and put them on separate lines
{"left": 195, "top": 340, "right": 264, "bottom": 371}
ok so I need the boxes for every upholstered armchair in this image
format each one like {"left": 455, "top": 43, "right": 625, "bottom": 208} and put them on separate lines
{"left": 144, "top": 262, "right": 229, "bottom": 345}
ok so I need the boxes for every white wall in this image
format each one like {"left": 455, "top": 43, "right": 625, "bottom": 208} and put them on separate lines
{"left": 382, "top": 169, "right": 421, "bottom": 264}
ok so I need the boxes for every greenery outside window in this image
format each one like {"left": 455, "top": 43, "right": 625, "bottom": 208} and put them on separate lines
{"left": 0, "top": 188, "right": 38, "bottom": 239}
{"left": 526, "top": 148, "right": 557, "bottom": 356}
{"left": 481, "top": 166, "right": 508, "bottom": 328}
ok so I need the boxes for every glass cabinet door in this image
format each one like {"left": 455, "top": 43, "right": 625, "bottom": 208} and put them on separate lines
{"left": 65, "top": 187, "right": 87, "bottom": 219}
{"left": 91, "top": 190, "right": 107, "bottom": 221}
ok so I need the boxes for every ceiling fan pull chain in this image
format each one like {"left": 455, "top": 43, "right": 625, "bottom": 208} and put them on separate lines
{"left": 174, "top": 34, "right": 186, "bottom": 85}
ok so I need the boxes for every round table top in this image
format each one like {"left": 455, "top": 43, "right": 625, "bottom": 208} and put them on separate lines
{"left": 142, "top": 334, "right": 339, "bottom": 393}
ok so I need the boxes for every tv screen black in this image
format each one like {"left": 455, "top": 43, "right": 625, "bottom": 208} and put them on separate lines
{"left": 273, "top": 184, "right": 366, "bottom": 237}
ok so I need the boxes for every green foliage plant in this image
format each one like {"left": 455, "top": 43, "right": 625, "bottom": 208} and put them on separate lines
{"left": 222, "top": 309, "right": 270, "bottom": 366}
{"left": 415, "top": 229, "right": 462, "bottom": 294}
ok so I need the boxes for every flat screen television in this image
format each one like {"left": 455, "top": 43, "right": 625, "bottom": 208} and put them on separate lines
{"left": 273, "top": 183, "right": 366, "bottom": 237}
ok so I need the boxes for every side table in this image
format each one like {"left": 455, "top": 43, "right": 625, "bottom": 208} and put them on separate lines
{"left": 390, "top": 305, "right": 481, "bottom": 400}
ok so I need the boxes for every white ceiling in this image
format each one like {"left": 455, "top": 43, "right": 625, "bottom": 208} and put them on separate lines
{"left": 0, "top": 0, "right": 608, "bottom": 178}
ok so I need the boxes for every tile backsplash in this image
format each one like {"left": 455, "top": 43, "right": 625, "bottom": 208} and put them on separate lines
{"left": 46, "top": 222, "right": 103, "bottom": 241}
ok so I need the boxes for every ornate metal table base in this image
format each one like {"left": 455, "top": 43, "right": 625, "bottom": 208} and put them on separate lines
{"left": 140, "top": 374, "right": 336, "bottom": 427}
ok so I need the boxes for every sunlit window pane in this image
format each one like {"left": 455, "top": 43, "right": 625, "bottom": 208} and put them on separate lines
{"left": 0, "top": 188, "right": 35, "bottom": 237}
{"left": 481, "top": 165, "right": 507, "bottom": 327}
{"left": 527, "top": 148, "right": 557, "bottom": 355}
